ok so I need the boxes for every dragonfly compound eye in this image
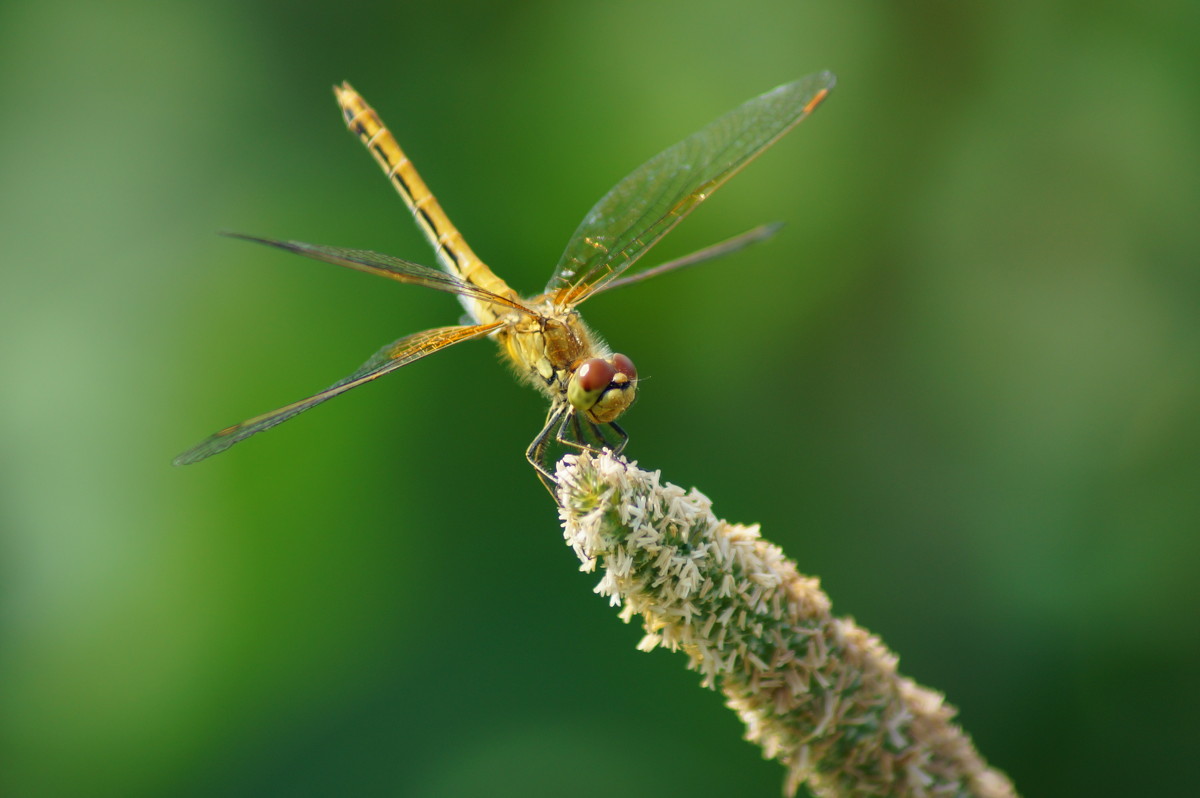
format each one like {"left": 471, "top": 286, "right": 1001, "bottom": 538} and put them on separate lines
{"left": 568, "top": 354, "right": 638, "bottom": 423}
{"left": 612, "top": 353, "right": 637, "bottom": 381}
{"left": 569, "top": 358, "right": 616, "bottom": 411}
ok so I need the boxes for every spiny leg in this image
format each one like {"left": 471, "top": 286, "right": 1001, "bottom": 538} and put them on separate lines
{"left": 555, "top": 414, "right": 628, "bottom": 456}
{"left": 528, "top": 406, "right": 630, "bottom": 498}
{"left": 568, "top": 412, "right": 586, "bottom": 451}
{"left": 607, "top": 421, "right": 629, "bottom": 455}
{"left": 526, "top": 404, "right": 570, "bottom": 496}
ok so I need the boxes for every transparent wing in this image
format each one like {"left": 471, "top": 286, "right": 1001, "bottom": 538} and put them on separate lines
{"left": 224, "top": 234, "right": 531, "bottom": 313}
{"left": 173, "top": 321, "right": 503, "bottom": 465}
{"left": 545, "top": 71, "right": 835, "bottom": 306}
{"left": 592, "top": 223, "right": 781, "bottom": 295}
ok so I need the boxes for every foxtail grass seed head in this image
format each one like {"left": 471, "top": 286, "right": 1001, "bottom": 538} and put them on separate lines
{"left": 556, "top": 451, "right": 1017, "bottom": 798}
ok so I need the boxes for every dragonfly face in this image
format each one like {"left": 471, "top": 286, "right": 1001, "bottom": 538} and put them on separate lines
{"left": 569, "top": 354, "right": 638, "bottom": 423}
{"left": 175, "top": 73, "right": 835, "bottom": 493}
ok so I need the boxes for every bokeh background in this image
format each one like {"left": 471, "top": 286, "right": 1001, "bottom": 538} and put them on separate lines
{"left": 2, "top": 1, "right": 1197, "bottom": 796}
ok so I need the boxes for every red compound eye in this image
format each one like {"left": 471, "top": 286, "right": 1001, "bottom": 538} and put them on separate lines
{"left": 576, "top": 358, "right": 616, "bottom": 392}
{"left": 612, "top": 353, "right": 637, "bottom": 381}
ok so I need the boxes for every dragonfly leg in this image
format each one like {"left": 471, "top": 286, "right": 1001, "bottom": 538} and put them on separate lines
{"left": 568, "top": 412, "right": 586, "bottom": 450}
{"left": 527, "top": 404, "right": 570, "bottom": 496}
{"left": 528, "top": 407, "right": 630, "bottom": 498}
{"left": 555, "top": 414, "right": 627, "bottom": 456}
{"left": 607, "top": 421, "right": 628, "bottom": 455}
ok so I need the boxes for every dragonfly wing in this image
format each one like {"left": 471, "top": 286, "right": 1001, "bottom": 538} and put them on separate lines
{"left": 224, "top": 234, "right": 531, "bottom": 313}
{"left": 173, "top": 321, "right": 503, "bottom": 465}
{"left": 593, "top": 223, "right": 781, "bottom": 295}
{"left": 545, "top": 71, "right": 834, "bottom": 305}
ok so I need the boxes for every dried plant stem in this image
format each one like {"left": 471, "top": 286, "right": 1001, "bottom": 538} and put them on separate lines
{"left": 556, "top": 451, "right": 1017, "bottom": 798}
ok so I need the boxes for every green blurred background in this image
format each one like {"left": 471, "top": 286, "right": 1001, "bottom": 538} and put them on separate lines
{"left": 2, "top": 1, "right": 1197, "bottom": 795}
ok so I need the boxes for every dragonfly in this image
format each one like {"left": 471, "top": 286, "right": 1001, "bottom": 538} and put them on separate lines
{"left": 175, "top": 72, "right": 835, "bottom": 489}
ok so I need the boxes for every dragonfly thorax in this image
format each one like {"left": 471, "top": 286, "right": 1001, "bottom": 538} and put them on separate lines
{"left": 495, "top": 303, "right": 637, "bottom": 423}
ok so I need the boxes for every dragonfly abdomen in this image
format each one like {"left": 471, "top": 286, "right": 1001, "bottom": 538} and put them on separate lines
{"left": 334, "top": 82, "right": 516, "bottom": 324}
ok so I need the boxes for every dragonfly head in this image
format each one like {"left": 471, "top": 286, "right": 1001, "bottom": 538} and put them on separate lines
{"left": 567, "top": 353, "right": 637, "bottom": 423}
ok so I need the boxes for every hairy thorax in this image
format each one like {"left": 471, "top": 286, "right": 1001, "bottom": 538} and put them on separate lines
{"left": 494, "top": 298, "right": 636, "bottom": 424}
